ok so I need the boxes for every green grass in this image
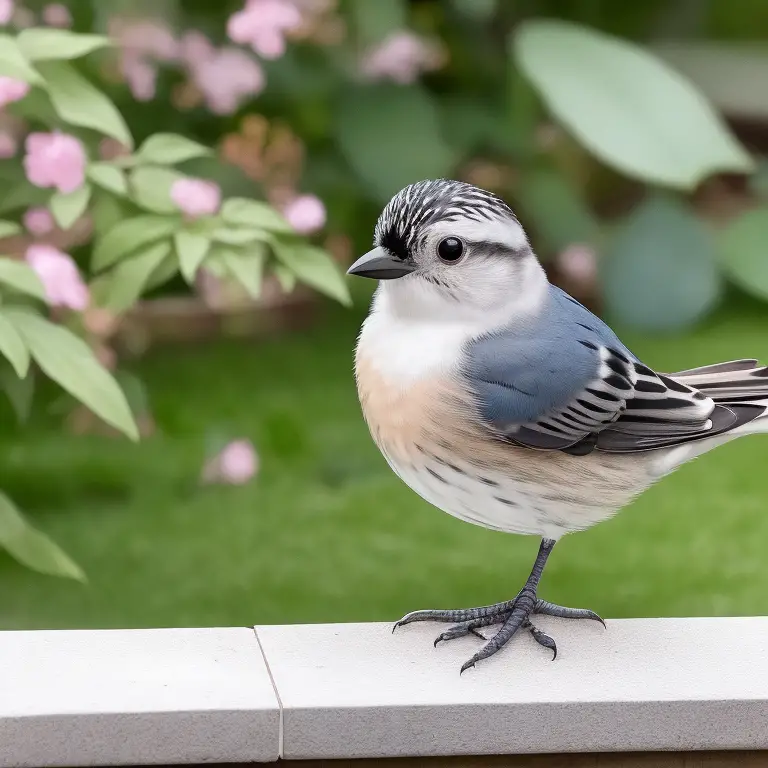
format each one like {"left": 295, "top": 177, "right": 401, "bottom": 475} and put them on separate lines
{"left": 2, "top": 295, "right": 768, "bottom": 630}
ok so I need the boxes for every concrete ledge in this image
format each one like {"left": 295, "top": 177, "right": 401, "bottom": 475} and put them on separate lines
{"left": 2, "top": 618, "right": 768, "bottom": 765}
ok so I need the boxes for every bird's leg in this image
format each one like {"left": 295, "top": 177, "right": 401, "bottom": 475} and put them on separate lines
{"left": 393, "top": 538, "right": 605, "bottom": 672}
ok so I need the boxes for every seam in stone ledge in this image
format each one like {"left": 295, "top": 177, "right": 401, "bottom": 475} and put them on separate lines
{"left": 253, "top": 626, "right": 284, "bottom": 759}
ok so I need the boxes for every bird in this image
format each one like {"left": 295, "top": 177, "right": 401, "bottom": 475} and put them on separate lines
{"left": 347, "top": 178, "right": 768, "bottom": 674}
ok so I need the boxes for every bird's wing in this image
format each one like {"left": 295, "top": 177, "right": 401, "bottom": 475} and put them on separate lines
{"left": 462, "top": 288, "right": 721, "bottom": 454}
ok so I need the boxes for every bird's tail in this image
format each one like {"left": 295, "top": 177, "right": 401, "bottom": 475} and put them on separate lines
{"left": 669, "top": 359, "right": 768, "bottom": 435}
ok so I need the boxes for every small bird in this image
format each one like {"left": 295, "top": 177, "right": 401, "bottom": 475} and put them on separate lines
{"left": 348, "top": 179, "right": 768, "bottom": 673}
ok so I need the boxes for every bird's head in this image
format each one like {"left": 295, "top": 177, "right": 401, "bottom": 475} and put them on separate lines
{"left": 348, "top": 179, "right": 546, "bottom": 322}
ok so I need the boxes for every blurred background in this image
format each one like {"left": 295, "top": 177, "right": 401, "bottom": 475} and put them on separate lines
{"left": 2, "top": 0, "right": 768, "bottom": 631}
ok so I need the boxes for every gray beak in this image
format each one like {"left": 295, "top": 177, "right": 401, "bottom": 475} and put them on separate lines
{"left": 346, "top": 247, "right": 415, "bottom": 280}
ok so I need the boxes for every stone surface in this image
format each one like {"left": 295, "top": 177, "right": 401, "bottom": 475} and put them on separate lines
{"left": 255, "top": 617, "right": 768, "bottom": 760}
{"left": 0, "top": 627, "right": 279, "bottom": 766}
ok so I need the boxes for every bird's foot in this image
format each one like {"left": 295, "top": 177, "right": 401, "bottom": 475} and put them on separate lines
{"left": 393, "top": 593, "right": 604, "bottom": 673}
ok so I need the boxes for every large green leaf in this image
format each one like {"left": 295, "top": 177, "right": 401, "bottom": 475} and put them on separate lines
{"left": 92, "top": 215, "right": 178, "bottom": 271}
{"left": 5, "top": 309, "right": 139, "bottom": 440}
{"left": 87, "top": 163, "right": 128, "bottom": 196}
{"left": 50, "top": 183, "right": 91, "bottom": 230}
{"left": 0, "top": 259, "right": 46, "bottom": 301}
{"left": 17, "top": 29, "right": 110, "bottom": 61}
{"left": 0, "top": 311, "right": 29, "bottom": 377}
{"left": 174, "top": 230, "right": 210, "bottom": 282}
{"left": 103, "top": 242, "right": 173, "bottom": 311}
{"left": 336, "top": 84, "right": 456, "bottom": 203}
{"left": 275, "top": 243, "right": 351, "bottom": 305}
{"left": 718, "top": 208, "right": 768, "bottom": 300}
{"left": 516, "top": 167, "right": 599, "bottom": 254}
{"left": 136, "top": 133, "right": 212, "bottom": 165}
{"left": 0, "top": 34, "right": 44, "bottom": 84}
{"left": 219, "top": 246, "right": 266, "bottom": 298}
{"left": 512, "top": 20, "right": 753, "bottom": 189}
{"left": 602, "top": 195, "right": 721, "bottom": 332}
{"left": 129, "top": 165, "right": 184, "bottom": 213}
{"left": 38, "top": 61, "right": 133, "bottom": 148}
{"left": 0, "top": 491, "right": 85, "bottom": 580}
{"left": 221, "top": 198, "right": 293, "bottom": 234}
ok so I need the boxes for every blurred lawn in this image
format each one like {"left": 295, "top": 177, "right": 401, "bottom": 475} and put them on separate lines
{"left": 2, "top": 295, "right": 768, "bottom": 630}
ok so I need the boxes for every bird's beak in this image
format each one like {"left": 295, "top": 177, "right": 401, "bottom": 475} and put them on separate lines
{"left": 347, "top": 247, "right": 415, "bottom": 280}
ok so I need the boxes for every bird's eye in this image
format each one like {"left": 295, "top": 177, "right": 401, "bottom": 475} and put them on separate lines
{"left": 437, "top": 237, "right": 464, "bottom": 263}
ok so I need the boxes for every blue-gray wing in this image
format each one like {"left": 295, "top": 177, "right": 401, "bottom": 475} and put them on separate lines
{"left": 461, "top": 287, "right": 718, "bottom": 453}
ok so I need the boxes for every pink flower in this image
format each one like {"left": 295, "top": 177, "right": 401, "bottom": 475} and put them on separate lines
{"left": 226, "top": 0, "right": 302, "bottom": 59}
{"left": 122, "top": 55, "right": 157, "bottom": 101}
{"left": 23, "top": 132, "right": 86, "bottom": 194}
{"left": 202, "top": 439, "right": 259, "bottom": 485}
{"left": 191, "top": 47, "right": 264, "bottom": 114}
{"left": 283, "top": 194, "right": 326, "bottom": 234}
{"left": 110, "top": 18, "right": 178, "bottom": 61}
{"left": 23, "top": 206, "right": 55, "bottom": 236}
{"left": 25, "top": 244, "right": 89, "bottom": 310}
{"left": 361, "top": 30, "right": 444, "bottom": 84}
{"left": 42, "top": 3, "right": 71, "bottom": 27}
{"left": 0, "top": 77, "right": 29, "bottom": 108}
{"left": 0, "top": 131, "right": 16, "bottom": 158}
{"left": 0, "top": 0, "right": 12, "bottom": 25}
{"left": 170, "top": 178, "right": 221, "bottom": 218}
{"left": 557, "top": 244, "right": 598, "bottom": 284}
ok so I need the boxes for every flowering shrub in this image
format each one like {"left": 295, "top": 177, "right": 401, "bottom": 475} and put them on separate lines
{"left": 0, "top": 22, "right": 348, "bottom": 578}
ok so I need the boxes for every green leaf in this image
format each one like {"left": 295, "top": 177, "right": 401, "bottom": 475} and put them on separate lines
{"left": 0, "top": 220, "right": 22, "bottom": 238}
{"left": 516, "top": 167, "right": 599, "bottom": 254}
{"left": 136, "top": 133, "right": 212, "bottom": 165}
{"left": 336, "top": 84, "right": 456, "bottom": 203}
{"left": 0, "top": 363, "right": 34, "bottom": 423}
{"left": 91, "top": 194, "right": 125, "bottom": 234}
{"left": 92, "top": 215, "right": 178, "bottom": 271}
{"left": 512, "top": 20, "right": 753, "bottom": 190}
{"left": 128, "top": 165, "right": 184, "bottom": 213}
{"left": 50, "top": 183, "right": 91, "bottom": 230}
{"left": 718, "top": 207, "right": 768, "bottom": 300}
{"left": 275, "top": 243, "right": 351, "bottom": 305}
{"left": 451, "top": 0, "right": 497, "bottom": 20}
{"left": 273, "top": 263, "right": 297, "bottom": 292}
{"left": 103, "top": 241, "right": 173, "bottom": 312}
{"left": 221, "top": 198, "right": 293, "bottom": 234}
{"left": 350, "top": 0, "right": 406, "bottom": 43}
{"left": 220, "top": 246, "right": 266, "bottom": 298}
{"left": 0, "top": 34, "right": 44, "bottom": 84}
{"left": 0, "top": 258, "right": 46, "bottom": 301}
{"left": 87, "top": 163, "right": 128, "bottom": 196}
{"left": 0, "top": 491, "right": 85, "bottom": 580}
{"left": 6, "top": 309, "right": 139, "bottom": 440}
{"left": 38, "top": 60, "right": 133, "bottom": 148}
{"left": 213, "top": 227, "right": 265, "bottom": 245}
{"left": 17, "top": 29, "right": 110, "bottom": 61}
{"left": 602, "top": 195, "right": 721, "bottom": 332}
{"left": 0, "top": 180, "right": 49, "bottom": 215}
{"left": 0, "top": 310, "right": 29, "bottom": 377}
{"left": 174, "top": 230, "right": 210, "bottom": 282}
{"left": 143, "top": 249, "right": 179, "bottom": 292}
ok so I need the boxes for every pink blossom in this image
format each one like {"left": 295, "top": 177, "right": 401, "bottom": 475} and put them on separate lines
{"left": 23, "top": 132, "right": 86, "bottom": 194}
{"left": 191, "top": 47, "right": 264, "bottom": 113}
{"left": 170, "top": 178, "right": 221, "bottom": 218}
{"left": 0, "top": 131, "right": 16, "bottom": 158}
{"left": 202, "top": 439, "right": 259, "bottom": 485}
{"left": 178, "top": 30, "right": 215, "bottom": 64}
{"left": 42, "top": 3, "right": 72, "bottom": 27}
{"left": 0, "top": 0, "right": 12, "bottom": 25}
{"left": 283, "top": 194, "right": 326, "bottom": 234}
{"left": 122, "top": 55, "right": 157, "bottom": 101}
{"left": 227, "top": 0, "right": 302, "bottom": 59}
{"left": 25, "top": 244, "right": 89, "bottom": 310}
{"left": 557, "top": 244, "right": 598, "bottom": 284}
{"left": 110, "top": 18, "right": 178, "bottom": 61}
{"left": 0, "top": 77, "right": 29, "bottom": 108}
{"left": 361, "top": 30, "right": 444, "bottom": 84}
{"left": 23, "top": 207, "right": 55, "bottom": 237}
